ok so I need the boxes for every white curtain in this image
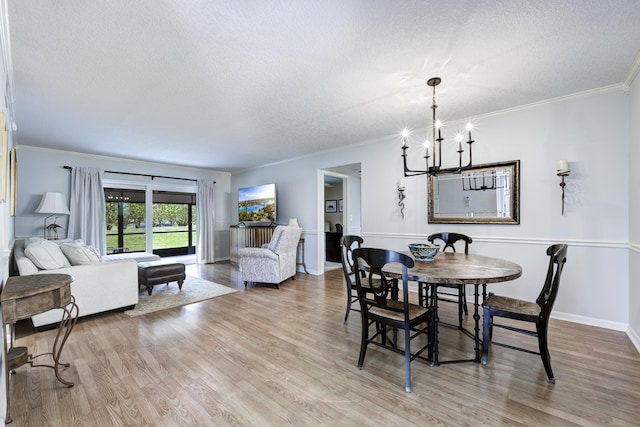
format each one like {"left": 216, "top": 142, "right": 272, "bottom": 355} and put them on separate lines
{"left": 197, "top": 179, "right": 216, "bottom": 264}
{"left": 68, "top": 167, "right": 106, "bottom": 254}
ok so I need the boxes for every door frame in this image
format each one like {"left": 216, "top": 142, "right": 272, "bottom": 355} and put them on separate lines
{"left": 317, "top": 169, "right": 348, "bottom": 272}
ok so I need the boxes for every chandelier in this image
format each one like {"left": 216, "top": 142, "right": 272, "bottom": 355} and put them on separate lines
{"left": 401, "top": 77, "right": 476, "bottom": 177}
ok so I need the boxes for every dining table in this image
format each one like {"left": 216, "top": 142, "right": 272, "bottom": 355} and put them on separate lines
{"left": 384, "top": 252, "right": 522, "bottom": 365}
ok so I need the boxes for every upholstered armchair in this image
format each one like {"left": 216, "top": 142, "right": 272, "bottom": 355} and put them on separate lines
{"left": 239, "top": 225, "right": 302, "bottom": 288}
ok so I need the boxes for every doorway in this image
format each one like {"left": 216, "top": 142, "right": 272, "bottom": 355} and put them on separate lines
{"left": 319, "top": 163, "right": 361, "bottom": 273}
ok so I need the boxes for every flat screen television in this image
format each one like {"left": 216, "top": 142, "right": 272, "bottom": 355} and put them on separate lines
{"left": 238, "top": 183, "right": 276, "bottom": 223}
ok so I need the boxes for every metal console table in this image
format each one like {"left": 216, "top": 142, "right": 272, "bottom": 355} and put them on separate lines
{"left": 1, "top": 274, "right": 78, "bottom": 424}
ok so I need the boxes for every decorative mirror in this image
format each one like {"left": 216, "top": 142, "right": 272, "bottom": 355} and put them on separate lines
{"left": 428, "top": 160, "right": 520, "bottom": 224}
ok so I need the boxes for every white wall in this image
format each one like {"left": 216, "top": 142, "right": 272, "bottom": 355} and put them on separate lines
{"left": 15, "top": 146, "right": 232, "bottom": 260}
{"left": 232, "top": 88, "right": 631, "bottom": 330}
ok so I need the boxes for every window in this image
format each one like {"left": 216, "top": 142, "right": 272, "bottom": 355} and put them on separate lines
{"left": 151, "top": 191, "right": 197, "bottom": 257}
{"left": 105, "top": 188, "right": 197, "bottom": 257}
{"left": 105, "top": 188, "right": 146, "bottom": 253}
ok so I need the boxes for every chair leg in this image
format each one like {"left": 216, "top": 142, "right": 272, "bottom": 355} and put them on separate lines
{"left": 461, "top": 286, "right": 468, "bottom": 315}
{"left": 404, "top": 326, "right": 411, "bottom": 393}
{"left": 344, "top": 284, "right": 352, "bottom": 324}
{"left": 481, "top": 306, "right": 491, "bottom": 365}
{"left": 391, "top": 328, "right": 398, "bottom": 350}
{"left": 418, "top": 282, "right": 426, "bottom": 307}
{"left": 536, "top": 320, "right": 555, "bottom": 384}
{"left": 457, "top": 286, "right": 464, "bottom": 329}
{"left": 357, "top": 315, "right": 369, "bottom": 369}
{"left": 380, "top": 324, "right": 387, "bottom": 346}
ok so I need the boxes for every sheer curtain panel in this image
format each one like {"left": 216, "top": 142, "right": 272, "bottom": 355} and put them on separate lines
{"left": 197, "top": 179, "right": 216, "bottom": 264}
{"left": 68, "top": 167, "right": 107, "bottom": 254}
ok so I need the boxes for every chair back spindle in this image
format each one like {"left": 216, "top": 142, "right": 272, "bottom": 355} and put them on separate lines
{"left": 536, "top": 243, "right": 567, "bottom": 316}
{"left": 340, "top": 235, "right": 364, "bottom": 323}
{"left": 424, "top": 232, "right": 473, "bottom": 328}
{"left": 427, "top": 232, "right": 472, "bottom": 254}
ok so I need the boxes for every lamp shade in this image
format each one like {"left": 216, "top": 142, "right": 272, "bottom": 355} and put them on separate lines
{"left": 288, "top": 217, "right": 300, "bottom": 227}
{"left": 35, "top": 192, "right": 70, "bottom": 215}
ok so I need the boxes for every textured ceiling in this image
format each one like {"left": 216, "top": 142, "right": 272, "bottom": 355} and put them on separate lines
{"left": 6, "top": 1, "right": 640, "bottom": 172}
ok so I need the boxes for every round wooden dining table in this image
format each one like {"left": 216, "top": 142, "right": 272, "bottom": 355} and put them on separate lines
{"left": 384, "top": 252, "right": 522, "bottom": 365}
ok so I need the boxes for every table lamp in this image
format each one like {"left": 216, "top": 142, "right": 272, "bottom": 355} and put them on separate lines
{"left": 35, "top": 192, "right": 70, "bottom": 239}
{"left": 288, "top": 217, "right": 300, "bottom": 228}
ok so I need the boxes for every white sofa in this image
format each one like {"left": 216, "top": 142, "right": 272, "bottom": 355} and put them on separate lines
{"left": 12, "top": 239, "right": 143, "bottom": 328}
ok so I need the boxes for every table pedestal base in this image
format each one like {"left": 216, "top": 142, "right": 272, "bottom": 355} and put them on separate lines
{"left": 4, "top": 299, "right": 78, "bottom": 424}
{"left": 29, "top": 299, "right": 79, "bottom": 387}
{"left": 430, "top": 284, "right": 487, "bottom": 366}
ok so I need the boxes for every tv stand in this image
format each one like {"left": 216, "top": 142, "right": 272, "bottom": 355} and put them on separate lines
{"left": 229, "top": 224, "right": 277, "bottom": 266}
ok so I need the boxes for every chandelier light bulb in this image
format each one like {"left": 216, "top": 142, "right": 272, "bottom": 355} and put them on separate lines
{"left": 455, "top": 134, "right": 463, "bottom": 142}
{"left": 401, "top": 128, "right": 410, "bottom": 147}
{"left": 465, "top": 122, "right": 473, "bottom": 131}
{"left": 435, "top": 120, "right": 442, "bottom": 129}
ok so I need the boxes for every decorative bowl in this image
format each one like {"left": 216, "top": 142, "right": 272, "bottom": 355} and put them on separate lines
{"left": 408, "top": 243, "right": 440, "bottom": 261}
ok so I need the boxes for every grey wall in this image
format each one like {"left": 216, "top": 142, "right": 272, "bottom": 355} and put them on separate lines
{"left": 15, "top": 147, "right": 232, "bottom": 260}
{"left": 0, "top": 29, "right": 10, "bottom": 422}
{"left": 346, "top": 174, "right": 361, "bottom": 236}
{"left": 629, "top": 74, "right": 640, "bottom": 347}
{"left": 231, "top": 88, "right": 635, "bottom": 340}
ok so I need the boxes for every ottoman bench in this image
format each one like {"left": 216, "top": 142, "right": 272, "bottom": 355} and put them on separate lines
{"left": 137, "top": 261, "right": 186, "bottom": 295}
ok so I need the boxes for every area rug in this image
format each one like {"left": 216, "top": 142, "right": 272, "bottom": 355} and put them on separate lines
{"left": 124, "top": 275, "right": 238, "bottom": 317}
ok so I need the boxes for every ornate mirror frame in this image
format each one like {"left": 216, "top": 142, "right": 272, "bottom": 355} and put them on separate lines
{"left": 428, "top": 160, "right": 520, "bottom": 224}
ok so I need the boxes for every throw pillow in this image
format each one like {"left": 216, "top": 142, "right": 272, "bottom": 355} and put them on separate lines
{"left": 24, "top": 239, "right": 71, "bottom": 270}
{"left": 26, "top": 236, "right": 43, "bottom": 245}
{"left": 60, "top": 243, "right": 102, "bottom": 265}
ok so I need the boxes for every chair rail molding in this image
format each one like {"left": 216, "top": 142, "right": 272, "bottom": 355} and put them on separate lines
{"left": 629, "top": 241, "right": 640, "bottom": 254}
{"left": 364, "top": 232, "right": 629, "bottom": 250}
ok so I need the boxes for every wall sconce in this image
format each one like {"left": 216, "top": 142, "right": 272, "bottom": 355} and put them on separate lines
{"left": 557, "top": 160, "right": 570, "bottom": 215}
{"left": 398, "top": 179, "right": 406, "bottom": 218}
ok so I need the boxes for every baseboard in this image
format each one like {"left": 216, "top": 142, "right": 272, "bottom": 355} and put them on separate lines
{"left": 551, "top": 311, "right": 628, "bottom": 332}
{"left": 35, "top": 322, "right": 57, "bottom": 332}
{"left": 628, "top": 326, "right": 640, "bottom": 353}
{"left": 550, "top": 311, "right": 638, "bottom": 353}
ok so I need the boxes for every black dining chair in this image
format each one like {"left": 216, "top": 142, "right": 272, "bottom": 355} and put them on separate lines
{"left": 482, "top": 244, "right": 568, "bottom": 384}
{"left": 352, "top": 247, "right": 432, "bottom": 393}
{"left": 340, "top": 235, "right": 365, "bottom": 324}
{"left": 420, "top": 232, "right": 473, "bottom": 329}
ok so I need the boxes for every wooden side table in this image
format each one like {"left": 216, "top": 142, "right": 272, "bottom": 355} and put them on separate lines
{"left": 297, "top": 237, "right": 308, "bottom": 274}
{"left": 1, "top": 274, "right": 79, "bottom": 424}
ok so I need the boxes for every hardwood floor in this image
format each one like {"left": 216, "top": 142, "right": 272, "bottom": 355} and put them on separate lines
{"left": 8, "top": 262, "right": 640, "bottom": 426}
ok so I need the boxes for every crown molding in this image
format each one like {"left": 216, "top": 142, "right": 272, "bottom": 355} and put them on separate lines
{"left": 471, "top": 83, "right": 627, "bottom": 123}
{"left": 624, "top": 48, "right": 640, "bottom": 86}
